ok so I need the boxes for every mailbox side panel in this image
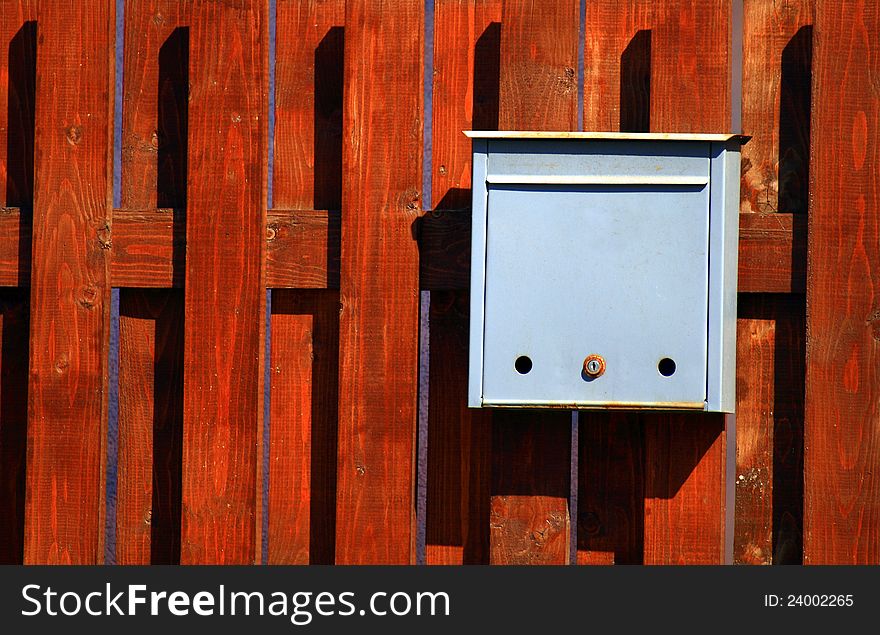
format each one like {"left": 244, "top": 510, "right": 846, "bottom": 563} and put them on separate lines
{"left": 707, "top": 141, "right": 741, "bottom": 412}
{"left": 468, "top": 139, "right": 489, "bottom": 407}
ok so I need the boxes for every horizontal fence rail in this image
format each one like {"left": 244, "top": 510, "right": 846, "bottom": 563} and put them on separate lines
{"left": 0, "top": 0, "right": 874, "bottom": 565}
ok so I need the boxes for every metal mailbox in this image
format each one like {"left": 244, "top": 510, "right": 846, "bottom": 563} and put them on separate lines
{"left": 466, "top": 131, "right": 747, "bottom": 413}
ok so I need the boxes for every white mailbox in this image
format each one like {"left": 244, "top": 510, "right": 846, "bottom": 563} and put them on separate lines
{"left": 467, "top": 131, "right": 746, "bottom": 413}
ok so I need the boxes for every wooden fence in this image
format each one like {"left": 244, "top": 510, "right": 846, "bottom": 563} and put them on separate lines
{"left": 0, "top": 0, "right": 875, "bottom": 565}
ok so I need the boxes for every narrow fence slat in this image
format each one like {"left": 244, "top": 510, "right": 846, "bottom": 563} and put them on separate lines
{"left": 117, "top": 290, "right": 184, "bottom": 564}
{"left": 334, "top": 0, "right": 423, "bottom": 564}
{"left": 733, "top": 0, "right": 811, "bottom": 566}
{"left": 24, "top": 0, "right": 115, "bottom": 564}
{"left": 735, "top": 294, "right": 804, "bottom": 564}
{"left": 268, "top": 0, "right": 343, "bottom": 565}
{"left": 425, "top": 0, "right": 497, "bottom": 566}
{"left": 579, "top": 0, "right": 730, "bottom": 565}
{"left": 117, "top": 0, "right": 189, "bottom": 565}
{"left": 805, "top": 0, "right": 880, "bottom": 564}
{"left": 181, "top": 0, "right": 267, "bottom": 564}
{"left": 641, "top": 0, "right": 730, "bottom": 566}
{"left": 0, "top": 0, "right": 34, "bottom": 564}
{"left": 740, "top": 0, "right": 813, "bottom": 217}
{"left": 491, "top": 0, "right": 578, "bottom": 565}
{"left": 578, "top": 0, "right": 652, "bottom": 567}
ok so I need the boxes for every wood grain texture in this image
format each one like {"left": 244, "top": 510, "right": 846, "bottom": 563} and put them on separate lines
{"left": 269, "top": 291, "right": 338, "bottom": 564}
{"left": 579, "top": 0, "right": 730, "bottom": 565}
{"left": 577, "top": 413, "right": 644, "bottom": 565}
{"left": 805, "top": 0, "right": 880, "bottom": 564}
{"left": 334, "top": 0, "right": 423, "bottom": 564}
{"left": 740, "top": 0, "right": 813, "bottom": 215}
{"left": 578, "top": 0, "right": 651, "bottom": 567}
{"left": 583, "top": 0, "right": 653, "bottom": 132}
{"left": 491, "top": 0, "right": 577, "bottom": 565}
{"left": 735, "top": 294, "right": 804, "bottom": 565}
{"left": 425, "top": 0, "right": 498, "bottom": 565}
{"left": 0, "top": 2, "right": 35, "bottom": 564}
{"left": 738, "top": 212, "right": 806, "bottom": 294}
{"left": 269, "top": 0, "right": 343, "bottom": 564}
{"left": 425, "top": 292, "right": 491, "bottom": 564}
{"left": 117, "top": 290, "right": 184, "bottom": 564}
{"left": 0, "top": 207, "right": 798, "bottom": 291}
{"left": 181, "top": 0, "right": 267, "bottom": 564}
{"left": 0, "top": 288, "right": 28, "bottom": 563}
{"left": 117, "top": 0, "right": 189, "bottom": 564}
{"left": 641, "top": 0, "right": 730, "bottom": 564}
{"left": 24, "top": 0, "right": 114, "bottom": 564}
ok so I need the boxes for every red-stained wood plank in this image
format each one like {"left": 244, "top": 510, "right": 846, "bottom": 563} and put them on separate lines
{"left": 583, "top": 0, "right": 653, "bottom": 133}
{"left": 117, "top": 289, "right": 183, "bottom": 564}
{"left": 24, "top": 0, "right": 114, "bottom": 564}
{"left": 735, "top": 294, "right": 804, "bottom": 565}
{"left": 0, "top": 3, "right": 34, "bottom": 564}
{"left": 3, "top": 206, "right": 804, "bottom": 294}
{"left": 116, "top": 0, "right": 189, "bottom": 565}
{"left": 491, "top": 0, "right": 577, "bottom": 565}
{"left": 425, "top": 0, "right": 497, "bottom": 566}
{"left": 740, "top": 0, "right": 813, "bottom": 216}
{"left": 641, "top": 0, "right": 730, "bottom": 565}
{"left": 578, "top": 0, "right": 651, "bottom": 567}
{"left": 738, "top": 212, "right": 806, "bottom": 294}
{"left": 334, "top": 0, "right": 423, "bottom": 564}
{"left": 0, "top": 288, "right": 28, "bottom": 564}
{"left": 268, "top": 0, "right": 343, "bottom": 564}
{"left": 268, "top": 291, "right": 338, "bottom": 564}
{"left": 805, "top": 0, "right": 880, "bottom": 564}
{"left": 180, "top": 0, "right": 267, "bottom": 564}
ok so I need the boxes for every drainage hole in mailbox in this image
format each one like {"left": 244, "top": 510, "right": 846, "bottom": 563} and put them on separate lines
{"left": 658, "top": 357, "right": 676, "bottom": 377}
{"left": 514, "top": 356, "right": 533, "bottom": 375}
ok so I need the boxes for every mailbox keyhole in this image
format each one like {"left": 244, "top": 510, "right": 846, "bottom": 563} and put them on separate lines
{"left": 515, "top": 356, "right": 533, "bottom": 374}
{"left": 658, "top": 358, "right": 676, "bottom": 377}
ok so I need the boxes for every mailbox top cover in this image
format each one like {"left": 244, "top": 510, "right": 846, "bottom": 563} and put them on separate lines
{"left": 467, "top": 131, "right": 745, "bottom": 413}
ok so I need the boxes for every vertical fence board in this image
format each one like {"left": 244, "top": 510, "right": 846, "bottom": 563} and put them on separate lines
{"left": 268, "top": 0, "right": 343, "bottom": 565}
{"left": 0, "top": 0, "right": 34, "bottom": 564}
{"left": 117, "top": 0, "right": 189, "bottom": 565}
{"left": 578, "top": 0, "right": 651, "bottom": 566}
{"left": 805, "top": 0, "right": 880, "bottom": 564}
{"left": 639, "top": 0, "right": 730, "bottom": 565}
{"left": 579, "top": 0, "right": 730, "bottom": 565}
{"left": 24, "top": 0, "right": 114, "bottom": 564}
{"left": 181, "top": 0, "right": 267, "bottom": 564}
{"left": 490, "top": 0, "right": 577, "bottom": 565}
{"left": 741, "top": 0, "right": 813, "bottom": 216}
{"left": 733, "top": 0, "right": 811, "bottom": 566}
{"left": 425, "top": 0, "right": 497, "bottom": 566}
{"left": 334, "top": 0, "right": 423, "bottom": 564}
{"left": 735, "top": 294, "right": 804, "bottom": 564}
{"left": 117, "top": 290, "right": 184, "bottom": 564}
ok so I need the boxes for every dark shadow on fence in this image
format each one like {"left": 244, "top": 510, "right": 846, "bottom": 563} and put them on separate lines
{"left": 473, "top": 22, "right": 501, "bottom": 132}
{"left": 117, "top": 290, "right": 185, "bottom": 565}
{"left": 620, "top": 29, "right": 651, "bottom": 133}
{"left": 0, "top": 289, "right": 29, "bottom": 564}
{"left": 424, "top": 21, "right": 501, "bottom": 564}
{"left": 157, "top": 27, "right": 188, "bottom": 210}
{"left": 314, "top": 26, "right": 344, "bottom": 214}
{"left": 270, "top": 291, "right": 339, "bottom": 564}
{"left": 779, "top": 25, "right": 812, "bottom": 217}
{"left": 7, "top": 21, "right": 36, "bottom": 287}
